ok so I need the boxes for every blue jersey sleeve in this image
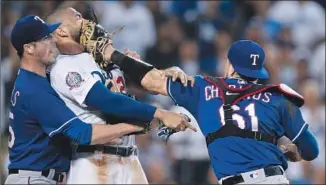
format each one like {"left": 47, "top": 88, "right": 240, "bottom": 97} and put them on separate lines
{"left": 166, "top": 76, "right": 201, "bottom": 116}
{"left": 29, "top": 92, "right": 85, "bottom": 137}
{"left": 280, "top": 98, "right": 308, "bottom": 143}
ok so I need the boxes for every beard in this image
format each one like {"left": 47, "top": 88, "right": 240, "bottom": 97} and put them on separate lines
{"left": 41, "top": 46, "right": 60, "bottom": 66}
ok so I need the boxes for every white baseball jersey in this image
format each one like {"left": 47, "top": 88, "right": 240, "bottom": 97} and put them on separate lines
{"left": 49, "top": 53, "right": 135, "bottom": 146}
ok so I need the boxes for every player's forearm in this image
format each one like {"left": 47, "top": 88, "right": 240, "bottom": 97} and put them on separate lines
{"left": 85, "top": 81, "right": 156, "bottom": 123}
{"left": 295, "top": 129, "right": 319, "bottom": 161}
{"left": 141, "top": 68, "right": 168, "bottom": 95}
{"left": 90, "top": 123, "right": 143, "bottom": 145}
{"left": 106, "top": 50, "right": 154, "bottom": 86}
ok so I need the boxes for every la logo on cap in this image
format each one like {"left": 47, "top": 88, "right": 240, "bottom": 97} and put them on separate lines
{"left": 250, "top": 54, "right": 259, "bottom": 66}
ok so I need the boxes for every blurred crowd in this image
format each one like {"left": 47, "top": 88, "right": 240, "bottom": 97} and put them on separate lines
{"left": 1, "top": 1, "right": 325, "bottom": 184}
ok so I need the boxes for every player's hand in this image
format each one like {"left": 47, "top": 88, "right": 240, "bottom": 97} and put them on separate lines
{"left": 277, "top": 136, "right": 302, "bottom": 162}
{"left": 105, "top": 138, "right": 122, "bottom": 145}
{"left": 155, "top": 109, "right": 197, "bottom": 132}
{"left": 124, "top": 49, "right": 140, "bottom": 60}
{"left": 162, "top": 66, "right": 195, "bottom": 87}
{"left": 279, "top": 144, "right": 302, "bottom": 162}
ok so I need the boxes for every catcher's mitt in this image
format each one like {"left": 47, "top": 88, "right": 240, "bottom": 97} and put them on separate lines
{"left": 79, "top": 19, "right": 123, "bottom": 70}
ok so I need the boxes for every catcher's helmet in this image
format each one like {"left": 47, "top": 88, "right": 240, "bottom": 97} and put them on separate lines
{"left": 227, "top": 40, "right": 269, "bottom": 79}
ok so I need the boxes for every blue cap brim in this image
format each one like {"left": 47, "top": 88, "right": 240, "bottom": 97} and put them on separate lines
{"left": 233, "top": 65, "right": 269, "bottom": 79}
{"left": 34, "top": 23, "right": 61, "bottom": 41}
{"left": 47, "top": 23, "right": 61, "bottom": 34}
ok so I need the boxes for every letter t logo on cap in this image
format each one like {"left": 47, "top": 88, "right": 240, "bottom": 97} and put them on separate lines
{"left": 250, "top": 54, "right": 259, "bottom": 66}
{"left": 34, "top": 16, "right": 45, "bottom": 24}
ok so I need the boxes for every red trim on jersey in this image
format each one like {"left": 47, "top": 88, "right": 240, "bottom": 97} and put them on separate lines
{"left": 204, "top": 77, "right": 304, "bottom": 107}
{"left": 277, "top": 85, "right": 304, "bottom": 100}
{"left": 232, "top": 86, "right": 276, "bottom": 105}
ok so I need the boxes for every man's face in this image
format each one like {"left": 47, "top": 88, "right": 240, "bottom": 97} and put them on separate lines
{"left": 63, "top": 8, "right": 83, "bottom": 41}
{"left": 34, "top": 34, "right": 59, "bottom": 66}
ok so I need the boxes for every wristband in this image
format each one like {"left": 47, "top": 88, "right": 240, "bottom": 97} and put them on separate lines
{"left": 111, "top": 50, "right": 154, "bottom": 86}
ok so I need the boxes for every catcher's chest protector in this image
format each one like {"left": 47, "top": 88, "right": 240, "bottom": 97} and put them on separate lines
{"left": 203, "top": 77, "right": 304, "bottom": 146}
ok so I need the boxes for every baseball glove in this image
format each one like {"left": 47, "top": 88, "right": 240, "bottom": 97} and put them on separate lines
{"left": 157, "top": 113, "right": 190, "bottom": 143}
{"left": 79, "top": 19, "right": 123, "bottom": 70}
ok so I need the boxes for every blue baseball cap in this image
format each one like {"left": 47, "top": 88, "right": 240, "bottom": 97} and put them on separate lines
{"left": 227, "top": 40, "right": 269, "bottom": 79}
{"left": 10, "top": 15, "right": 61, "bottom": 55}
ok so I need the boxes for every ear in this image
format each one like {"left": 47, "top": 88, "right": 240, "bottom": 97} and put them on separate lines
{"left": 23, "top": 44, "right": 35, "bottom": 55}
{"left": 56, "top": 26, "right": 69, "bottom": 38}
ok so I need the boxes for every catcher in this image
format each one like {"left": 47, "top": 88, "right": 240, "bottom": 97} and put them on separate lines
{"left": 46, "top": 7, "right": 195, "bottom": 184}
{"left": 72, "top": 9, "right": 319, "bottom": 184}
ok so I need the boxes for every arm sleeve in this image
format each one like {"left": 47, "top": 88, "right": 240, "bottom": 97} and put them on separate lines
{"left": 85, "top": 81, "right": 156, "bottom": 123}
{"left": 280, "top": 98, "right": 309, "bottom": 143}
{"left": 294, "top": 128, "right": 319, "bottom": 161}
{"left": 166, "top": 76, "right": 201, "bottom": 116}
{"left": 29, "top": 92, "right": 92, "bottom": 144}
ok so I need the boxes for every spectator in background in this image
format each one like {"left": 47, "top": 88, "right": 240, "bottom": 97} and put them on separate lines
{"left": 275, "top": 40, "right": 297, "bottom": 87}
{"left": 146, "top": 1, "right": 167, "bottom": 28}
{"left": 93, "top": 0, "right": 156, "bottom": 56}
{"left": 245, "top": 1, "right": 282, "bottom": 42}
{"left": 197, "top": 1, "right": 230, "bottom": 62}
{"left": 293, "top": 48, "right": 312, "bottom": 89}
{"left": 267, "top": 0, "right": 325, "bottom": 49}
{"left": 287, "top": 80, "right": 326, "bottom": 184}
{"left": 168, "top": 106, "right": 210, "bottom": 185}
{"left": 136, "top": 116, "right": 174, "bottom": 184}
{"left": 178, "top": 39, "right": 200, "bottom": 76}
{"left": 168, "top": 1, "right": 198, "bottom": 39}
{"left": 309, "top": 40, "right": 325, "bottom": 98}
{"left": 300, "top": 80, "right": 325, "bottom": 184}
{"left": 213, "top": 30, "right": 232, "bottom": 76}
{"left": 144, "top": 17, "right": 182, "bottom": 69}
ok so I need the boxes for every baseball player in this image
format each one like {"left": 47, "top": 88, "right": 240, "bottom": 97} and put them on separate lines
{"left": 6, "top": 15, "right": 154, "bottom": 185}
{"left": 6, "top": 15, "right": 192, "bottom": 185}
{"left": 45, "top": 7, "right": 195, "bottom": 184}
{"left": 108, "top": 40, "right": 320, "bottom": 184}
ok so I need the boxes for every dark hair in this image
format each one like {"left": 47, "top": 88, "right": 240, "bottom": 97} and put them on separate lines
{"left": 17, "top": 51, "right": 23, "bottom": 59}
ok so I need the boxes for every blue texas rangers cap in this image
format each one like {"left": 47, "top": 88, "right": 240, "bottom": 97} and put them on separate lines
{"left": 11, "top": 15, "right": 61, "bottom": 55}
{"left": 227, "top": 40, "right": 269, "bottom": 79}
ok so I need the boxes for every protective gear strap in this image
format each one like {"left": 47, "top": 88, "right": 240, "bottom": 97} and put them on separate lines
{"left": 204, "top": 77, "right": 278, "bottom": 146}
{"left": 111, "top": 50, "right": 154, "bottom": 86}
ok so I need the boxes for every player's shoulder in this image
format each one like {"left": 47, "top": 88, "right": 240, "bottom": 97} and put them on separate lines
{"left": 269, "top": 83, "right": 304, "bottom": 107}
{"left": 193, "top": 75, "right": 205, "bottom": 84}
{"left": 50, "top": 53, "right": 95, "bottom": 76}
{"left": 55, "top": 53, "right": 93, "bottom": 66}
{"left": 14, "top": 69, "right": 50, "bottom": 95}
